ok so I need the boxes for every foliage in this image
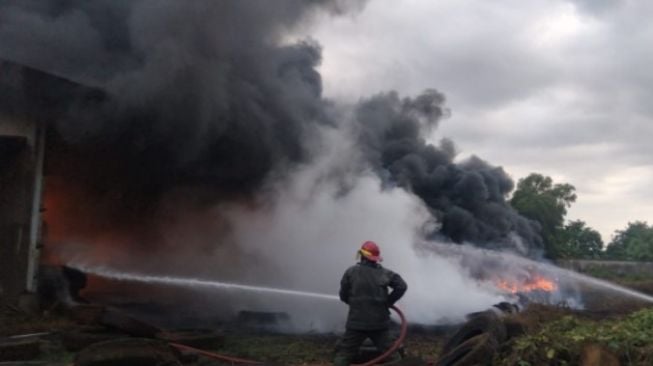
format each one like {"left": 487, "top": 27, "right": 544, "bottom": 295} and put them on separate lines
{"left": 510, "top": 173, "right": 576, "bottom": 258}
{"left": 496, "top": 307, "right": 653, "bottom": 366}
{"left": 605, "top": 221, "right": 653, "bottom": 261}
{"left": 553, "top": 220, "right": 604, "bottom": 259}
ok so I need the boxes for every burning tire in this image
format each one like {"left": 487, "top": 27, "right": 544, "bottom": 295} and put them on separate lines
{"left": 74, "top": 338, "right": 181, "bottom": 366}
{"left": 440, "top": 311, "right": 506, "bottom": 356}
{"left": 436, "top": 333, "right": 498, "bottom": 366}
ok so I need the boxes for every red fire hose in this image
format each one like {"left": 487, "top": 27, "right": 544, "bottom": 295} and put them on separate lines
{"left": 169, "top": 342, "right": 264, "bottom": 365}
{"left": 169, "top": 305, "right": 408, "bottom": 366}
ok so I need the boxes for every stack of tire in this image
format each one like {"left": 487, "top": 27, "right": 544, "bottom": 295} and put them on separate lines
{"left": 436, "top": 303, "right": 523, "bottom": 366}
{"left": 63, "top": 305, "right": 224, "bottom": 366}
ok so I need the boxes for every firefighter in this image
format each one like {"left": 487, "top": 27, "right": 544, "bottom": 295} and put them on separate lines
{"left": 333, "top": 241, "right": 408, "bottom": 366}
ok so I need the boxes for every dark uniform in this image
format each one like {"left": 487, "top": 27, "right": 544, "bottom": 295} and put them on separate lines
{"left": 333, "top": 259, "right": 407, "bottom": 366}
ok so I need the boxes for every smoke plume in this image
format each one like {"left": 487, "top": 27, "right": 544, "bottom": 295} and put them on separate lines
{"left": 0, "top": 0, "right": 541, "bottom": 252}
{"left": 354, "top": 91, "right": 542, "bottom": 251}
{"left": 1, "top": 0, "right": 548, "bottom": 328}
{"left": 1, "top": 0, "right": 354, "bottom": 253}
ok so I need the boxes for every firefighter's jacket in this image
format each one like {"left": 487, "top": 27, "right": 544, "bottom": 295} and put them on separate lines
{"left": 339, "top": 260, "right": 407, "bottom": 330}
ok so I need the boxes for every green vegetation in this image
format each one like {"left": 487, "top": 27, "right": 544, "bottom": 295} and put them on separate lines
{"left": 554, "top": 220, "right": 604, "bottom": 259}
{"left": 510, "top": 173, "right": 653, "bottom": 261}
{"left": 510, "top": 174, "right": 577, "bottom": 248}
{"left": 511, "top": 173, "right": 592, "bottom": 259}
{"left": 605, "top": 221, "right": 653, "bottom": 261}
{"left": 496, "top": 307, "right": 653, "bottom": 366}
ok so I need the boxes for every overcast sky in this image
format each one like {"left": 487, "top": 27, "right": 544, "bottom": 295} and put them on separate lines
{"left": 308, "top": 0, "right": 653, "bottom": 242}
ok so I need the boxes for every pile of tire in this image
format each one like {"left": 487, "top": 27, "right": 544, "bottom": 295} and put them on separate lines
{"left": 63, "top": 305, "right": 224, "bottom": 365}
{"left": 436, "top": 303, "right": 524, "bottom": 366}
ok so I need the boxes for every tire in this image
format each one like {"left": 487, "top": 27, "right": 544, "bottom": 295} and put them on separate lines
{"left": 68, "top": 304, "right": 106, "bottom": 325}
{"left": 74, "top": 338, "right": 181, "bottom": 366}
{"left": 436, "top": 333, "right": 498, "bottom": 366}
{"left": 60, "top": 327, "right": 125, "bottom": 352}
{"left": 0, "top": 339, "right": 41, "bottom": 361}
{"left": 440, "top": 311, "right": 506, "bottom": 355}
{"left": 99, "top": 309, "right": 161, "bottom": 337}
{"left": 502, "top": 318, "right": 526, "bottom": 340}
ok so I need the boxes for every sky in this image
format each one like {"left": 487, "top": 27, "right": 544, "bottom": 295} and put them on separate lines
{"left": 309, "top": 0, "right": 653, "bottom": 242}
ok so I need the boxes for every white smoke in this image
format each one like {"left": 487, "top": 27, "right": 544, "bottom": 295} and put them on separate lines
{"left": 216, "top": 129, "right": 504, "bottom": 330}
{"left": 61, "top": 128, "right": 506, "bottom": 332}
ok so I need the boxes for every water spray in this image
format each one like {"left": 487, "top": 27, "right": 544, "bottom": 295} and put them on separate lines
{"left": 70, "top": 263, "right": 340, "bottom": 301}
{"left": 68, "top": 262, "right": 407, "bottom": 366}
{"left": 555, "top": 267, "right": 653, "bottom": 303}
{"left": 427, "top": 242, "right": 653, "bottom": 305}
{"left": 68, "top": 253, "right": 653, "bottom": 366}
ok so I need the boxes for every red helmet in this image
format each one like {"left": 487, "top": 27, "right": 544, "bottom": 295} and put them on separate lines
{"left": 360, "top": 241, "right": 382, "bottom": 262}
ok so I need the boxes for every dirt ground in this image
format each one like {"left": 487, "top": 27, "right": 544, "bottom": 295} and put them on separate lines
{"left": 1, "top": 279, "right": 652, "bottom": 365}
{"left": 0, "top": 303, "right": 446, "bottom": 365}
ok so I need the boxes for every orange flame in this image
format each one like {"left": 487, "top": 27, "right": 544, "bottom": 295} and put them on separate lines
{"left": 495, "top": 275, "right": 557, "bottom": 294}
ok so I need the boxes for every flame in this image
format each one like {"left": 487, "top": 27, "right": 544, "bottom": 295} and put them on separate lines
{"left": 495, "top": 275, "right": 557, "bottom": 294}
{"left": 42, "top": 175, "right": 137, "bottom": 266}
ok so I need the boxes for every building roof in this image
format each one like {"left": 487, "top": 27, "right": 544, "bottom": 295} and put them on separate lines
{"left": 0, "top": 59, "right": 106, "bottom": 121}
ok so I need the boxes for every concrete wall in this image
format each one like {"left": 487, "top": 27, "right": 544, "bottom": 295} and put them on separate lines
{"left": 0, "top": 59, "right": 105, "bottom": 304}
{"left": 0, "top": 114, "right": 42, "bottom": 302}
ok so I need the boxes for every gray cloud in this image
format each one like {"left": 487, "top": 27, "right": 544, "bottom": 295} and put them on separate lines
{"left": 312, "top": 0, "right": 653, "bottom": 239}
{"left": 567, "top": 0, "right": 623, "bottom": 15}
{"left": 3, "top": 0, "right": 651, "bottom": 245}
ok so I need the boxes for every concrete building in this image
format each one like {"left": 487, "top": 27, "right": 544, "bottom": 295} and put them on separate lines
{"left": 0, "top": 59, "right": 100, "bottom": 304}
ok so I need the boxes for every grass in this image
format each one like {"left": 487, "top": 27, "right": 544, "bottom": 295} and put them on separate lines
{"left": 196, "top": 332, "right": 442, "bottom": 365}
{"left": 214, "top": 334, "right": 337, "bottom": 365}
{"left": 495, "top": 306, "right": 653, "bottom": 366}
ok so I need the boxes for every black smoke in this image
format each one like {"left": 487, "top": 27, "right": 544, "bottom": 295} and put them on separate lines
{"left": 0, "top": 0, "right": 348, "bottom": 207}
{"left": 0, "top": 0, "right": 543, "bottom": 253}
{"left": 354, "top": 91, "right": 542, "bottom": 252}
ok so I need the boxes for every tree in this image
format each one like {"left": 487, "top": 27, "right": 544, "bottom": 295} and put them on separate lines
{"left": 554, "top": 220, "right": 604, "bottom": 259}
{"left": 510, "top": 173, "right": 577, "bottom": 258}
{"left": 605, "top": 221, "right": 653, "bottom": 261}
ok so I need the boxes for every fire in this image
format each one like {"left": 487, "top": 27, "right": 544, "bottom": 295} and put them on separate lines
{"left": 495, "top": 275, "right": 557, "bottom": 294}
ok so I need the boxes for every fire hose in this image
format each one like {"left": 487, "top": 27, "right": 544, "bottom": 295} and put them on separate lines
{"left": 169, "top": 305, "right": 408, "bottom": 366}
